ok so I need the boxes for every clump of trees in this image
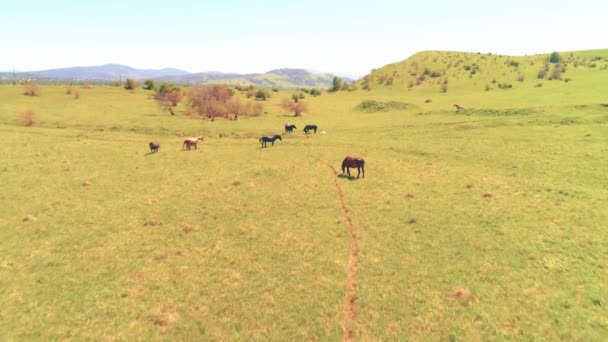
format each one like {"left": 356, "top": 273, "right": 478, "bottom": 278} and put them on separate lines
{"left": 23, "top": 82, "right": 40, "bottom": 96}
{"left": 155, "top": 83, "right": 182, "bottom": 115}
{"left": 281, "top": 98, "right": 308, "bottom": 117}
{"left": 188, "top": 85, "right": 263, "bottom": 120}
{"left": 143, "top": 79, "right": 155, "bottom": 90}
{"left": 124, "top": 78, "right": 137, "bottom": 90}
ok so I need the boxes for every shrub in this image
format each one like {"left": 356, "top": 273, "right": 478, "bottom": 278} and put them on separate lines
{"left": 356, "top": 100, "right": 408, "bottom": 112}
{"left": 255, "top": 90, "right": 270, "bottom": 101}
{"left": 535, "top": 83, "right": 543, "bottom": 88}
{"left": 124, "top": 78, "right": 137, "bottom": 90}
{"left": 407, "top": 80, "right": 414, "bottom": 88}
{"left": 492, "top": 78, "right": 497, "bottom": 84}
{"left": 281, "top": 98, "right": 308, "bottom": 116}
{"left": 73, "top": 90, "right": 80, "bottom": 99}
{"left": 517, "top": 74, "right": 525, "bottom": 82}
{"left": 498, "top": 83, "right": 513, "bottom": 89}
{"left": 551, "top": 65, "right": 562, "bottom": 80}
{"left": 440, "top": 83, "right": 447, "bottom": 93}
{"left": 425, "top": 98, "right": 432, "bottom": 103}
{"left": 21, "top": 109, "right": 36, "bottom": 126}
{"left": 65, "top": 86, "right": 73, "bottom": 95}
{"left": 537, "top": 69, "right": 547, "bottom": 79}
{"left": 143, "top": 79, "right": 155, "bottom": 90}
{"left": 564, "top": 78, "right": 572, "bottom": 82}
{"left": 464, "top": 66, "right": 471, "bottom": 71}
{"left": 485, "top": 84, "right": 491, "bottom": 91}
{"left": 82, "top": 80, "right": 92, "bottom": 89}
{"left": 23, "top": 82, "right": 40, "bottom": 96}
{"left": 429, "top": 71, "right": 441, "bottom": 78}
{"left": 310, "top": 88, "right": 321, "bottom": 96}
{"left": 549, "top": 51, "right": 561, "bottom": 63}
{"left": 271, "top": 88, "right": 279, "bottom": 93}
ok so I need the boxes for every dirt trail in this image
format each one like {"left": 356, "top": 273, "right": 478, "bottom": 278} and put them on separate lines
{"left": 327, "top": 164, "right": 358, "bottom": 342}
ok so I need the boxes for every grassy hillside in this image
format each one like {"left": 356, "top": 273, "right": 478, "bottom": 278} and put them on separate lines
{"left": 1, "top": 50, "right": 607, "bottom": 340}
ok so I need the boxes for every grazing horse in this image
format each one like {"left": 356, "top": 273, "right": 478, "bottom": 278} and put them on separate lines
{"left": 183, "top": 136, "right": 203, "bottom": 150}
{"left": 341, "top": 156, "right": 365, "bottom": 179}
{"left": 453, "top": 104, "right": 465, "bottom": 112}
{"left": 303, "top": 124, "right": 318, "bottom": 134}
{"left": 285, "top": 123, "right": 297, "bottom": 133}
{"left": 259, "top": 134, "right": 282, "bottom": 147}
{"left": 149, "top": 141, "right": 160, "bottom": 153}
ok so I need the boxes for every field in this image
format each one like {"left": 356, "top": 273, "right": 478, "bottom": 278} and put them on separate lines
{"left": 1, "top": 50, "right": 608, "bottom": 340}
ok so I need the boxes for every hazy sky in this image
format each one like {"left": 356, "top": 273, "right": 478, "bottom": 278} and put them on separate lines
{"left": 2, "top": 0, "right": 605, "bottom": 76}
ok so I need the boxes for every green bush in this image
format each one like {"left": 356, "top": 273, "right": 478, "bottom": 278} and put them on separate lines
{"left": 549, "top": 51, "right": 561, "bottom": 63}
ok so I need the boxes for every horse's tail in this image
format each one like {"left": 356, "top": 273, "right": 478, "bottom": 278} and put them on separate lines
{"left": 360, "top": 159, "right": 365, "bottom": 178}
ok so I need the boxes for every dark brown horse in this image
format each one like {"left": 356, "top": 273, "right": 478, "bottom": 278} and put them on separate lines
{"left": 341, "top": 156, "right": 365, "bottom": 178}
{"left": 303, "top": 124, "right": 318, "bottom": 134}
{"left": 285, "top": 123, "right": 297, "bottom": 133}
{"left": 183, "top": 136, "right": 203, "bottom": 150}
{"left": 259, "top": 134, "right": 282, "bottom": 147}
{"left": 149, "top": 141, "right": 160, "bottom": 153}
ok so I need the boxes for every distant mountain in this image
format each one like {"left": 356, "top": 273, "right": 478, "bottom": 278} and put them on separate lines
{"left": 156, "top": 68, "right": 342, "bottom": 89}
{"left": 23, "top": 64, "right": 191, "bottom": 81}
{"left": 4, "top": 64, "right": 349, "bottom": 89}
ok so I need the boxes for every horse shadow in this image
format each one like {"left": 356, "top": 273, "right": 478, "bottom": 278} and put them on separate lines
{"left": 337, "top": 174, "right": 358, "bottom": 181}
{"left": 143, "top": 152, "right": 157, "bottom": 156}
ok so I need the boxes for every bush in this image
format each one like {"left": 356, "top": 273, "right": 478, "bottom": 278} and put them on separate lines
{"left": 498, "top": 83, "right": 513, "bottom": 89}
{"left": 143, "top": 79, "right": 155, "bottom": 90}
{"left": 485, "top": 84, "right": 491, "bottom": 91}
{"left": 517, "top": 74, "right": 525, "bottom": 82}
{"left": 281, "top": 98, "right": 308, "bottom": 116}
{"left": 310, "top": 88, "right": 321, "bottom": 96}
{"left": 356, "top": 100, "right": 408, "bottom": 112}
{"left": 21, "top": 109, "right": 36, "bottom": 126}
{"left": 124, "top": 78, "right": 137, "bottom": 90}
{"left": 23, "top": 82, "right": 40, "bottom": 96}
{"left": 537, "top": 69, "right": 547, "bottom": 79}
{"left": 549, "top": 51, "right": 561, "bottom": 63}
{"left": 73, "top": 90, "right": 80, "bottom": 99}
{"left": 158, "top": 82, "right": 179, "bottom": 94}
{"left": 271, "top": 88, "right": 279, "bottom": 93}
{"left": 255, "top": 90, "right": 270, "bottom": 101}
{"left": 535, "top": 83, "right": 543, "bottom": 88}
{"left": 440, "top": 83, "right": 447, "bottom": 93}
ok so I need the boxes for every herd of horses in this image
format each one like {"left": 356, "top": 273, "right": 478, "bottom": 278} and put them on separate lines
{"left": 148, "top": 123, "right": 365, "bottom": 179}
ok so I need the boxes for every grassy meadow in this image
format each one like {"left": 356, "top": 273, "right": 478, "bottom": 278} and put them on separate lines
{"left": 1, "top": 50, "right": 608, "bottom": 340}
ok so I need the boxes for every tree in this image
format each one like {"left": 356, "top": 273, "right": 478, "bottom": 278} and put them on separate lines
{"left": 330, "top": 76, "right": 343, "bottom": 92}
{"left": 124, "top": 78, "right": 137, "bottom": 90}
{"left": 281, "top": 98, "right": 308, "bottom": 117}
{"left": 549, "top": 51, "right": 561, "bottom": 64}
{"left": 255, "top": 89, "right": 270, "bottom": 101}
{"left": 143, "top": 79, "right": 155, "bottom": 90}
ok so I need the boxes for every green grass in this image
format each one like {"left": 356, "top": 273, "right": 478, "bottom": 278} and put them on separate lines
{"left": 1, "top": 49, "right": 608, "bottom": 340}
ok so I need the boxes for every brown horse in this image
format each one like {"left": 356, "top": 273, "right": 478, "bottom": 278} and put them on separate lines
{"left": 149, "top": 141, "right": 160, "bottom": 153}
{"left": 341, "top": 156, "right": 365, "bottom": 179}
{"left": 183, "top": 136, "right": 203, "bottom": 150}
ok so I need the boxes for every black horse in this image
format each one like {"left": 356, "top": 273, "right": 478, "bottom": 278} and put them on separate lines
{"left": 303, "top": 124, "right": 318, "bottom": 134}
{"left": 285, "top": 123, "right": 297, "bottom": 133}
{"left": 259, "top": 134, "right": 282, "bottom": 147}
{"left": 149, "top": 141, "right": 160, "bottom": 153}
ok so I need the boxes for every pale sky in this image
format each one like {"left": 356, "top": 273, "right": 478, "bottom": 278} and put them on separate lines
{"left": 2, "top": 0, "right": 606, "bottom": 77}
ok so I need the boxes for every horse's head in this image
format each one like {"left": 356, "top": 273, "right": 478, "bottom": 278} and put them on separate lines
{"left": 277, "top": 135, "right": 282, "bottom": 140}
{"left": 196, "top": 136, "right": 203, "bottom": 141}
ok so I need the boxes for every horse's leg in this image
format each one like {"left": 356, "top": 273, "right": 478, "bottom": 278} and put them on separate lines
{"left": 357, "top": 167, "right": 360, "bottom": 178}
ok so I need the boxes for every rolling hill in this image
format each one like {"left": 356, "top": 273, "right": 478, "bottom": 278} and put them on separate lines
{"left": 4, "top": 65, "right": 345, "bottom": 89}
{"left": 357, "top": 49, "right": 608, "bottom": 96}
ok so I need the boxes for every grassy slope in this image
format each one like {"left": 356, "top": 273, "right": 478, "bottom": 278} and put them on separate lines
{"left": 1, "top": 50, "right": 608, "bottom": 340}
